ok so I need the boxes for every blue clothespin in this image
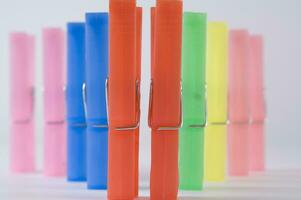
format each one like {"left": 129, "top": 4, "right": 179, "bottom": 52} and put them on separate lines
{"left": 66, "top": 22, "right": 86, "bottom": 182}
{"left": 85, "top": 13, "right": 109, "bottom": 190}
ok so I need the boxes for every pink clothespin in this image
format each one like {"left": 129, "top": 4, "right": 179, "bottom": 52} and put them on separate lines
{"left": 248, "top": 35, "right": 265, "bottom": 171}
{"left": 42, "top": 28, "right": 66, "bottom": 177}
{"left": 228, "top": 30, "right": 250, "bottom": 176}
{"left": 10, "top": 32, "right": 35, "bottom": 173}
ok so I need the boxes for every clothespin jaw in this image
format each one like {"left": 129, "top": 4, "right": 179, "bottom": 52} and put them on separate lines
{"left": 148, "top": 0, "right": 183, "bottom": 132}
{"left": 42, "top": 28, "right": 66, "bottom": 124}
{"left": 10, "top": 33, "right": 35, "bottom": 123}
{"left": 206, "top": 22, "right": 229, "bottom": 126}
{"left": 181, "top": 12, "right": 208, "bottom": 129}
{"left": 108, "top": 0, "right": 140, "bottom": 131}
{"left": 85, "top": 13, "right": 109, "bottom": 127}
{"left": 228, "top": 29, "right": 250, "bottom": 125}
{"left": 249, "top": 35, "right": 266, "bottom": 123}
{"left": 66, "top": 22, "right": 86, "bottom": 125}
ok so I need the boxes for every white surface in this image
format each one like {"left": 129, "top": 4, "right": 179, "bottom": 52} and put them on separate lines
{"left": 0, "top": 170, "right": 301, "bottom": 199}
{"left": 0, "top": 0, "right": 301, "bottom": 191}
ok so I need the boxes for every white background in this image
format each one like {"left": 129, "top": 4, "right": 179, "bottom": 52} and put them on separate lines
{"left": 0, "top": 0, "right": 300, "bottom": 188}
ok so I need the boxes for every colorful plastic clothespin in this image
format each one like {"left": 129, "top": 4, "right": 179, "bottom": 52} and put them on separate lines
{"left": 228, "top": 30, "right": 250, "bottom": 176}
{"left": 66, "top": 23, "right": 86, "bottom": 181}
{"left": 42, "top": 28, "right": 66, "bottom": 176}
{"left": 149, "top": 1, "right": 183, "bottom": 199}
{"left": 248, "top": 35, "right": 266, "bottom": 171}
{"left": 10, "top": 32, "right": 35, "bottom": 173}
{"left": 205, "top": 22, "right": 229, "bottom": 182}
{"left": 85, "top": 13, "right": 109, "bottom": 189}
{"left": 108, "top": 0, "right": 141, "bottom": 199}
{"left": 179, "top": 12, "right": 207, "bottom": 190}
